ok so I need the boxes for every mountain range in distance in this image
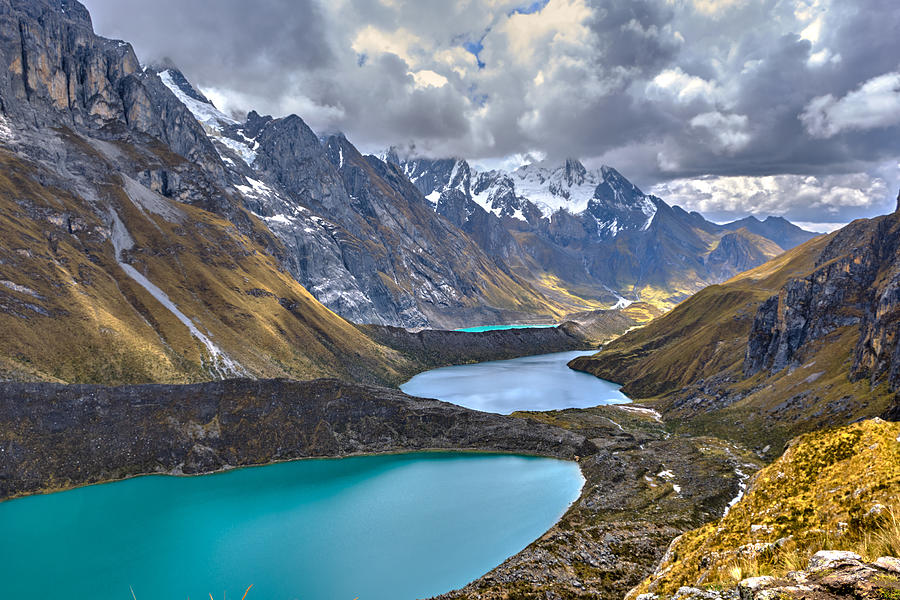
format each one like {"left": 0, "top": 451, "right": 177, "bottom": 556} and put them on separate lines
{"left": 152, "top": 62, "right": 819, "bottom": 326}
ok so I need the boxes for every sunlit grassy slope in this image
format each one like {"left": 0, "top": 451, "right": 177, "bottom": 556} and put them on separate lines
{"left": 631, "top": 418, "right": 900, "bottom": 596}
{"left": 0, "top": 138, "right": 412, "bottom": 385}
{"left": 571, "top": 229, "right": 895, "bottom": 450}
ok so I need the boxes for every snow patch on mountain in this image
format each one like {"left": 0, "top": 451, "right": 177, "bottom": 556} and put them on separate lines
{"left": 512, "top": 161, "right": 601, "bottom": 216}
{"left": 158, "top": 70, "right": 259, "bottom": 167}
{"left": 159, "top": 70, "right": 236, "bottom": 131}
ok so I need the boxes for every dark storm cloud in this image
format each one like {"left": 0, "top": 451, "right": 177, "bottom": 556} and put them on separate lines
{"left": 85, "top": 0, "right": 334, "bottom": 89}
{"left": 81, "top": 0, "right": 900, "bottom": 224}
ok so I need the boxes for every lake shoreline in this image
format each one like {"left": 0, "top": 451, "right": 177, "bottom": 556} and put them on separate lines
{"left": 0, "top": 377, "right": 595, "bottom": 502}
{"left": 0, "top": 445, "right": 584, "bottom": 504}
{"left": 0, "top": 352, "right": 748, "bottom": 600}
{"left": 2, "top": 451, "right": 586, "bottom": 600}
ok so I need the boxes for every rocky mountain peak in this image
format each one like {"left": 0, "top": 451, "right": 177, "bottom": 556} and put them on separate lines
{"left": 563, "top": 157, "right": 587, "bottom": 186}
{"left": 8, "top": 0, "right": 93, "bottom": 27}
{"left": 146, "top": 63, "right": 212, "bottom": 106}
{"left": 243, "top": 110, "right": 272, "bottom": 137}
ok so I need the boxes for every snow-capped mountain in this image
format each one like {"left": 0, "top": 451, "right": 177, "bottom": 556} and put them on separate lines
{"left": 95, "top": 57, "right": 818, "bottom": 323}
{"left": 394, "top": 154, "right": 658, "bottom": 241}
{"left": 155, "top": 67, "right": 260, "bottom": 168}
{"left": 386, "top": 151, "right": 818, "bottom": 310}
{"left": 144, "top": 67, "right": 567, "bottom": 327}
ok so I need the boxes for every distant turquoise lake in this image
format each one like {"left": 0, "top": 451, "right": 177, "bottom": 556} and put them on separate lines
{"left": 401, "top": 350, "right": 630, "bottom": 413}
{"left": 454, "top": 324, "right": 556, "bottom": 332}
{"left": 0, "top": 452, "right": 583, "bottom": 600}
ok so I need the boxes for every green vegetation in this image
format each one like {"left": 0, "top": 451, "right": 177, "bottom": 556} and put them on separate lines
{"left": 631, "top": 419, "right": 900, "bottom": 595}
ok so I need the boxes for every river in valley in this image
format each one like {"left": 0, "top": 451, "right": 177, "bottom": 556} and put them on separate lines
{"left": 1, "top": 452, "right": 583, "bottom": 600}
{"left": 401, "top": 349, "right": 630, "bottom": 413}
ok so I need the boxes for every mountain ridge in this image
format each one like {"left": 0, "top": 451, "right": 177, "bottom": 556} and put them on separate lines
{"left": 386, "top": 150, "right": 819, "bottom": 312}
{"left": 571, "top": 204, "right": 900, "bottom": 451}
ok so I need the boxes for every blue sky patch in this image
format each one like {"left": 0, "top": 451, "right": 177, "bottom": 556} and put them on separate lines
{"left": 509, "top": 0, "right": 549, "bottom": 16}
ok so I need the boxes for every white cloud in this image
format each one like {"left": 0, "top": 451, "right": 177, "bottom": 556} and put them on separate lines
{"left": 412, "top": 69, "right": 448, "bottom": 88}
{"left": 646, "top": 67, "right": 721, "bottom": 105}
{"left": 652, "top": 172, "right": 889, "bottom": 220}
{"left": 791, "top": 221, "right": 848, "bottom": 233}
{"left": 800, "top": 71, "right": 900, "bottom": 138}
{"left": 689, "top": 111, "right": 751, "bottom": 152}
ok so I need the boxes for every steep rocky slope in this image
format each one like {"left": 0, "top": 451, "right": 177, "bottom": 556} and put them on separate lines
{"left": 150, "top": 64, "right": 578, "bottom": 329}
{"left": 572, "top": 207, "right": 900, "bottom": 451}
{"left": 0, "top": 0, "right": 434, "bottom": 384}
{"left": 0, "top": 142, "right": 414, "bottom": 384}
{"left": 389, "top": 153, "right": 818, "bottom": 312}
{"left": 631, "top": 418, "right": 900, "bottom": 597}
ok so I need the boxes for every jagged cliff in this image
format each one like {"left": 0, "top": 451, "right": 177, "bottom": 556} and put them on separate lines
{"left": 572, "top": 207, "right": 900, "bottom": 450}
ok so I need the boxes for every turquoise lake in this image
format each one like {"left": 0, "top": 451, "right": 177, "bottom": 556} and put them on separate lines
{"left": 0, "top": 452, "right": 583, "bottom": 600}
{"left": 454, "top": 324, "right": 556, "bottom": 332}
{"left": 401, "top": 350, "right": 630, "bottom": 413}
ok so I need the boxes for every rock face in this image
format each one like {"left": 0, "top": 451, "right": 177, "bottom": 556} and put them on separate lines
{"left": 388, "top": 152, "right": 818, "bottom": 312}
{"left": 638, "top": 553, "right": 900, "bottom": 600}
{"left": 743, "top": 212, "right": 900, "bottom": 391}
{"left": 0, "top": 378, "right": 596, "bottom": 500}
{"left": 573, "top": 210, "right": 900, "bottom": 450}
{"left": 734, "top": 552, "right": 900, "bottom": 600}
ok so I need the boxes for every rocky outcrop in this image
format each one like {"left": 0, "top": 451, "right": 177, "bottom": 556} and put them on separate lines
{"left": 743, "top": 213, "right": 900, "bottom": 380}
{"left": 0, "top": 378, "right": 597, "bottom": 500}
{"left": 637, "top": 552, "right": 900, "bottom": 600}
{"left": 628, "top": 419, "right": 900, "bottom": 598}
{"left": 360, "top": 321, "right": 592, "bottom": 370}
{"left": 0, "top": 0, "right": 137, "bottom": 124}
{"left": 736, "top": 552, "right": 900, "bottom": 600}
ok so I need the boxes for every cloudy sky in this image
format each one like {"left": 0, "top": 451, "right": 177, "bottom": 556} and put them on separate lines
{"left": 83, "top": 0, "right": 900, "bottom": 228}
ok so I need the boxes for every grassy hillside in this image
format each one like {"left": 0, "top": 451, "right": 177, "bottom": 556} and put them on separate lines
{"left": 572, "top": 235, "right": 831, "bottom": 396}
{"left": 0, "top": 140, "right": 413, "bottom": 385}
{"left": 631, "top": 418, "right": 900, "bottom": 596}
{"left": 571, "top": 228, "right": 896, "bottom": 451}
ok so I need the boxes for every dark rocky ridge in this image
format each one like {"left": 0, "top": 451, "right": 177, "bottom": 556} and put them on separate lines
{"left": 361, "top": 321, "right": 593, "bottom": 371}
{"left": 0, "top": 378, "right": 596, "bottom": 501}
{"left": 743, "top": 208, "right": 900, "bottom": 390}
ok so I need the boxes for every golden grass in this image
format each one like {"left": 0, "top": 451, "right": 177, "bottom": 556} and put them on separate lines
{"left": 0, "top": 142, "right": 416, "bottom": 385}
{"left": 631, "top": 419, "right": 900, "bottom": 595}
